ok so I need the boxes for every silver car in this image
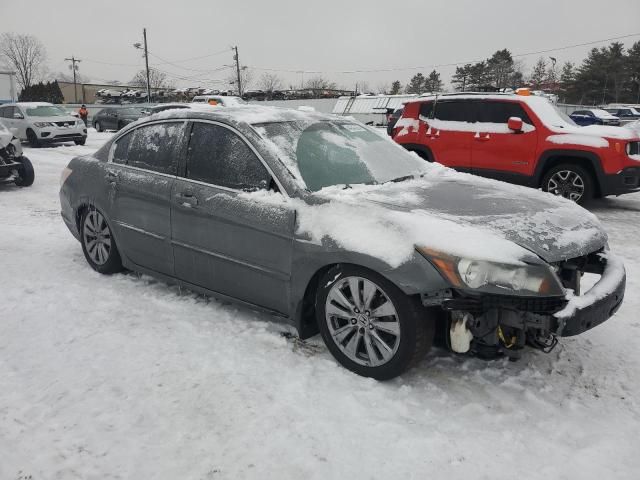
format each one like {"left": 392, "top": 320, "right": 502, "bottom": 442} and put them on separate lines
{"left": 59, "top": 106, "right": 626, "bottom": 380}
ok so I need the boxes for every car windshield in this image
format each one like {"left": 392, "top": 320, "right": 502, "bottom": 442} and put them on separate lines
{"left": 592, "top": 109, "right": 614, "bottom": 118}
{"left": 25, "top": 105, "right": 67, "bottom": 117}
{"left": 254, "top": 120, "right": 428, "bottom": 191}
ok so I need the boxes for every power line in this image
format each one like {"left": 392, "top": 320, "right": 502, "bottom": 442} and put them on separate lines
{"left": 249, "top": 31, "right": 640, "bottom": 75}
{"left": 150, "top": 47, "right": 232, "bottom": 66}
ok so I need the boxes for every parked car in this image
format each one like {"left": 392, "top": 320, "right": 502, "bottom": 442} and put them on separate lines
{"left": 191, "top": 95, "right": 246, "bottom": 107}
{"left": 604, "top": 107, "right": 640, "bottom": 120}
{"left": 92, "top": 107, "right": 146, "bottom": 132}
{"left": 142, "top": 104, "right": 191, "bottom": 115}
{"left": 0, "top": 120, "right": 34, "bottom": 186}
{"left": 96, "top": 89, "right": 123, "bottom": 99}
{"left": 392, "top": 93, "right": 640, "bottom": 203}
{"left": 0, "top": 102, "right": 87, "bottom": 147}
{"left": 569, "top": 108, "right": 620, "bottom": 126}
{"left": 59, "top": 106, "right": 625, "bottom": 380}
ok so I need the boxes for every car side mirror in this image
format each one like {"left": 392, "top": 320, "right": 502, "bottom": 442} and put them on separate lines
{"left": 13, "top": 112, "right": 24, "bottom": 119}
{"left": 508, "top": 116, "right": 523, "bottom": 132}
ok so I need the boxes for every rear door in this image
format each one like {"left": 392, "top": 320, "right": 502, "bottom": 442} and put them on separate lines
{"left": 423, "top": 99, "right": 474, "bottom": 170}
{"left": 107, "top": 121, "right": 188, "bottom": 275}
{"left": 171, "top": 121, "right": 294, "bottom": 314}
{"left": 471, "top": 100, "right": 538, "bottom": 178}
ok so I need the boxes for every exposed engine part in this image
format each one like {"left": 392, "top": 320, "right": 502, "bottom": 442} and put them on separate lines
{"left": 527, "top": 331, "right": 559, "bottom": 353}
{"left": 449, "top": 311, "right": 473, "bottom": 353}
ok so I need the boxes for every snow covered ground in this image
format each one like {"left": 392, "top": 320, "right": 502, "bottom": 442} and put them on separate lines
{"left": 1, "top": 131, "right": 640, "bottom": 479}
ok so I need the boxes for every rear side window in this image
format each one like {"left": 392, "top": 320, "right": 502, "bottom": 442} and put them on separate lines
{"left": 476, "top": 101, "right": 532, "bottom": 125}
{"left": 112, "top": 133, "right": 131, "bottom": 164}
{"left": 186, "top": 122, "right": 270, "bottom": 190}
{"left": 432, "top": 100, "right": 473, "bottom": 122}
{"left": 419, "top": 102, "right": 434, "bottom": 119}
{"left": 113, "top": 122, "right": 186, "bottom": 174}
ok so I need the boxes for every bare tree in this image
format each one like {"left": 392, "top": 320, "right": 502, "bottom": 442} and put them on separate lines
{"left": 226, "top": 67, "right": 253, "bottom": 94}
{"left": 259, "top": 72, "right": 283, "bottom": 93}
{"left": 130, "top": 68, "right": 174, "bottom": 90}
{"left": 305, "top": 75, "right": 336, "bottom": 90}
{"left": 1, "top": 33, "right": 47, "bottom": 90}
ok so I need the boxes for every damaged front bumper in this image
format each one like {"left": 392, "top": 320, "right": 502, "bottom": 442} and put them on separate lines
{"left": 552, "top": 252, "right": 625, "bottom": 336}
{"left": 423, "top": 251, "right": 626, "bottom": 353}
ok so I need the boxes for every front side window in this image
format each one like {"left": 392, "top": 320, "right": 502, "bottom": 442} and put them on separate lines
{"left": 186, "top": 122, "right": 271, "bottom": 190}
{"left": 115, "top": 122, "right": 186, "bottom": 174}
{"left": 476, "top": 101, "right": 533, "bottom": 125}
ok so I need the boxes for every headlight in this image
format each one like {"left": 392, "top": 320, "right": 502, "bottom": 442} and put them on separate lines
{"left": 33, "top": 122, "right": 54, "bottom": 127}
{"left": 417, "top": 247, "right": 564, "bottom": 297}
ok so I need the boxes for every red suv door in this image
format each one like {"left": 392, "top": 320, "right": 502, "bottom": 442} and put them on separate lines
{"left": 421, "top": 99, "right": 475, "bottom": 170}
{"left": 470, "top": 100, "right": 538, "bottom": 179}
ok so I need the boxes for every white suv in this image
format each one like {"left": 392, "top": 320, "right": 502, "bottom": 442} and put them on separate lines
{"left": 0, "top": 102, "right": 87, "bottom": 147}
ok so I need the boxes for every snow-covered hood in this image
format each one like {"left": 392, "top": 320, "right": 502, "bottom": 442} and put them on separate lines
{"left": 307, "top": 168, "right": 607, "bottom": 266}
{"left": 30, "top": 115, "right": 81, "bottom": 125}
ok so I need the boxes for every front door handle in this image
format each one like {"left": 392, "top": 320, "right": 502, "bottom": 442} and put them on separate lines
{"left": 475, "top": 133, "right": 491, "bottom": 142}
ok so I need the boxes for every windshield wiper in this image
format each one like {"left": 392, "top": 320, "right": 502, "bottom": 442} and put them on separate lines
{"left": 385, "top": 174, "right": 414, "bottom": 184}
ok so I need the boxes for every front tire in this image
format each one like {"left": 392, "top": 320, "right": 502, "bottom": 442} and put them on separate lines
{"left": 14, "top": 156, "right": 34, "bottom": 187}
{"left": 80, "top": 207, "right": 123, "bottom": 274}
{"left": 316, "top": 264, "right": 434, "bottom": 380}
{"left": 74, "top": 137, "right": 86, "bottom": 146}
{"left": 542, "top": 164, "right": 594, "bottom": 204}
{"left": 94, "top": 121, "right": 103, "bottom": 132}
{"left": 26, "top": 129, "right": 40, "bottom": 148}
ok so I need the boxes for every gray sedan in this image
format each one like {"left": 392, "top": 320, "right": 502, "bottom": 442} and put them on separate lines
{"left": 60, "top": 106, "right": 625, "bottom": 380}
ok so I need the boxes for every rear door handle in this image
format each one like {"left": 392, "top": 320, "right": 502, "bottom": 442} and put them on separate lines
{"left": 475, "top": 133, "right": 491, "bottom": 142}
{"left": 176, "top": 192, "right": 198, "bottom": 207}
{"left": 106, "top": 170, "right": 119, "bottom": 183}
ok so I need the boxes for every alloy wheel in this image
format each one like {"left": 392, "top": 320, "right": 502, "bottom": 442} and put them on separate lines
{"left": 547, "top": 170, "right": 585, "bottom": 202}
{"left": 325, "top": 276, "right": 401, "bottom": 367}
{"left": 83, "top": 209, "right": 112, "bottom": 265}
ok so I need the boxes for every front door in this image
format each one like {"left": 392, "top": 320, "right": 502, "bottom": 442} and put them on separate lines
{"left": 471, "top": 100, "right": 538, "bottom": 178}
{"left": 107, "top": 121, "right": 188, "bottom": 276}
{"left": 171, "top": 121, "right": 294, "bottom": 314}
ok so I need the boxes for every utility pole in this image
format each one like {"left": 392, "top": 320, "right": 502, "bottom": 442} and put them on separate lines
{"left": 64, "top": 56, "right": 82, "bottom": 103}
{"left": 134, "top": 29, "right": 152, "bottom": 103}
{"left": 143, "top": 29, "right": 151, "bottom": 103}
{"left": 233, "top": 46, "right": 242, "bottom": 97}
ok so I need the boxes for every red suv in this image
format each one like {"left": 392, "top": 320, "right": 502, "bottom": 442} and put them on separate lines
{"left": 392, "top": 93, "right": 640, "bottom": 203}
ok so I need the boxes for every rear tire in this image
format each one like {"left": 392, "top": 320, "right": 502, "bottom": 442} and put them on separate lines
{"left": 14, "top": 156, "right": 34, "bottom": 187}
{"left": 80, "top": 207, "right": 123, "bottom": 274}
{"left": 316, "top": 264, "right": 434, "bottom": 380}
{"left": 542, "top": 163, "right": 594, "bottom": 204}
{"left": 26, "top": 129, "right": 40, "bottom": 148}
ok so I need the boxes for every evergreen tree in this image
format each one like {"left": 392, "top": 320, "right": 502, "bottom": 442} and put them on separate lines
{"left": 530, "top": 57, "right": 547, "bottom": 89}
{"left": 486, "top": 49, "right": 515, "bottom": 89}
{"left": 451, "top": 64, "right": 472, "bottom": 91}
{"left": 406, "top": 73, "right": 425, "bottom": 94}
{"left": 424, "top": 70, "right": 443, "bottom": 93}
{"left": 390, "top": 80, "right": 402, "bottom": 95}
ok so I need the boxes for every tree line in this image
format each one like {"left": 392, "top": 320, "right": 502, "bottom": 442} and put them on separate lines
{"left": 386, "top": 42, "right": 640, "bottom": 105}
{"left": 2, "top": 31, "right": 640, "bottom": 106}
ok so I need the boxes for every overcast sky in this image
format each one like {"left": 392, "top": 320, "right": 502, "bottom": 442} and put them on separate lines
{"left": 1, "top": 0, "right": 639, "bottom": 91}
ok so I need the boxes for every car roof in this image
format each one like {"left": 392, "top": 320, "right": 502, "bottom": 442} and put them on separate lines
{"left": 142, "top": 105, "right": 337, "bottom": 127}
